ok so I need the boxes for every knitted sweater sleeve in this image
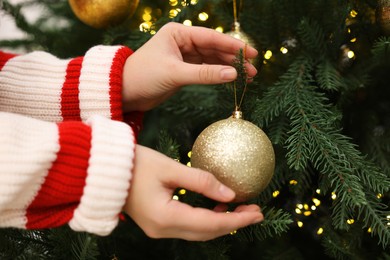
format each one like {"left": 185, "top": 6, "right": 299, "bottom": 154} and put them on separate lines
{"left": 0, "top": 46, "right": 139, "bottom": 236}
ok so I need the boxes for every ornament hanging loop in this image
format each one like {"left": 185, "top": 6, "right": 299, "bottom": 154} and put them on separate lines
{"left": 232, "top": 0, "right": 243, "bottom": 24}
{"left": 233, "top": 45, "right": 248, "bottom": 115}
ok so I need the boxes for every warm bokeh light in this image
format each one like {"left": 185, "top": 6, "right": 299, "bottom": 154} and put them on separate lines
{"left": 264, "top": 50, "right": 272, "bottom": 60}
{"left": 183, "top": 19, "right": 192, "bottom": 26}
{"left": 215, "top": 26, "right": 224, "bottom": 33}
{"left": 280, "top": 47, "right": 288, "bottom": 54}
{"left": 198, "top": 12, "right": 209, "bottom": 21}
{"left": 169, "top": 0, "right": 178, "bottom": 6}
{"left": 350, "top": 9, "right": 358, "bottom": 18}
{"left": 169, "top": 8, "right": 181, "bottom": 18}
{"left": 347, "top": 50, "right": 355, "bottom": 59}
{"left": 312, "top": 198, "right": 321, "bottom": 207}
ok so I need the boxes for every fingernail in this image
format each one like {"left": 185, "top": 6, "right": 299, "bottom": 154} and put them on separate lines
{"left": 220, "top": 68, "right": 237, "bottom": 81}
{"left": 252, "top": 214, "right": 264, "bottom": 224}
{"left": 219, "top": 184, "right": 235, "bottom": 199}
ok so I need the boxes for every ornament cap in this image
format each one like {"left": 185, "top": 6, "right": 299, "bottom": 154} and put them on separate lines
{"left": 232, "top": 110, "right": 243, "bottom": 119}
{"left": 232, "top": 21, "right": 241, "bottom": 31}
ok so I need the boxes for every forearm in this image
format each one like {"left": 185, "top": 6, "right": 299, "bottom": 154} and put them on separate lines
{"left": 0, "top": 46, "right": 132, "bottom": 122}
{"left": 0, "top": 112, "right": 135, "bottom": 236}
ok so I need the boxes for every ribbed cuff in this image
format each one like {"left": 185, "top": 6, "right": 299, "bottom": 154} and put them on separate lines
{"left": 78, "top": 46, "right": 133, "bottom": 122}
{"left": 69, "top": 115, "right": 135, "bottom": 236}
{"left": 109, "top": 46, "right": 133, "bottom": 121}
{"left": 25, "top": 121, "right": 92, "bottom": 229}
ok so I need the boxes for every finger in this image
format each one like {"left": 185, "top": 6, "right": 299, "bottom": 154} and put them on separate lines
{"left": 166, "top": 164, "right": 236, "bottom": 203}
{"left": 176, "top": 63, "right": 238, "bottom": 85}
{"left": 169, "top": 23, "right": 258, "bottom": 59}
{"left": 175, "top": 63, "right": 257, "bottom": 86}
{"left": 214, "top": 204, "right": 260, "bottom": 214}
{"left": 166, "top": 201, "right": 263, "bottom": 241}
{"left": 234, "top": 204, "right": 262, "bottom": 213}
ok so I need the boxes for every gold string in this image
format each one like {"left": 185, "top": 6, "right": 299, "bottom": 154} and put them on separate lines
{"left": 233, "top": 0, "right": 238, "bottom": 23}
{"left": 232, "top": 0, "right": 247, "bottom": 112}
{"left": 234, "top": 44, "right": 248, "bottom": 112}
{"left": 232, "top": 0, "right": 243, "bottom": 24}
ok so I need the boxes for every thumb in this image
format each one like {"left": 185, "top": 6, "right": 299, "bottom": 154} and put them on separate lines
{"left": 169, "top": 165, "right": 236, "bottom": 202}
{"left": 177, "top": 63, "right": 237, "bottom": 85}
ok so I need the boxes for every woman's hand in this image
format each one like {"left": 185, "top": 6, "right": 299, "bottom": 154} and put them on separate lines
{"left": 122, "top": 22, "right": 258, "bottom": 112}
{"left": 123, "top": 145, "right": 263, "bottom": 241}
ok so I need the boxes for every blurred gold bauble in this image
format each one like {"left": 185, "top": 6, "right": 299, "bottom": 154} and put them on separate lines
{"left": 68, "top": 0, "right": 139, "bottom": 29}
{"left": 191, "top": 111, "right": 275, "bottom": 202}
{"left": 377, "top": 0, "right": 390, "bottom": 35}
{"left": 225, "top": 22, "right": 256, "bottom": 48}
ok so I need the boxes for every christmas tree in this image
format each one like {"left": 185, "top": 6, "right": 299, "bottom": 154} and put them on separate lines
{"left": 1, "top": 0, "right": 389, "bottom": 259}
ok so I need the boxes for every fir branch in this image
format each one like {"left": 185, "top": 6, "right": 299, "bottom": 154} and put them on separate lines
{"left": 366, "top": 132, "right": 390, "bottom": 177}
{"left": 237, "top": 208, "right": 292, "bottom": 242}
{"left": 48, "top": 226, "right": 99, "bottom": 259}
{"left": 71, "top": 232, "right": 99, "bottom": 260}
{"left": 232, "top": 48, "right": 248, "bottom": 94}
{"left": 308, "top": 130, "right": 367, "bottom": 208}
{"left": 159, "top": 84, "right": 221, "bottom": 127}
{"left": 284, "top": 69, "right": 390, "bottom": 247}
{"left": 0, "top": 229, "right": 52, "bottom": 259}
{"left": 251, "top": 81, "right": 291, "bottom": 127}
{"left": 331, "top": 198, "right": 355, "bottom": 231}
{"left": 156, "top": 129, "right": 180, "bottom": 159}
{"left": 284, "top": 113, "right": 313, "bottom": 171}
{"left": 321, "top": 221, "right": 364, "bottom": 260}
{"left": 316, "top": 60, "right": 345, "bottom": 91}
{"left": 278, "top": 58, "right": 369, "bottom": 207}
{"left": 318, "top": 170, "right": 333, "bottom": 195}
{"left": 103, "top": 26, "right": 151, "bottom": 48}
{"left": 259, "top": 51, "right": 390, "bottom": 246}
{"left": 297, "top": 18, "right": 327, "bottom": 58}
{"left": 252, "top": 55, "right": 314, "bottom": 127}
{"left": 356, "top": 192, "right": 390, "bottom": 247}
{"left": 266, "top": 114, "right": 290, "bottom": 145}
{"left": 371, "top": 37, "right": 390, "bottom": 65}
{"left": 354, "top": 160, "right": 390, "bottom": 194}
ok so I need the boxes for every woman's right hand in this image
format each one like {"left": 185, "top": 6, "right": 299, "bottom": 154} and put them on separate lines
{"left": 123, "top": 145, "right": 263, "bottom": 241}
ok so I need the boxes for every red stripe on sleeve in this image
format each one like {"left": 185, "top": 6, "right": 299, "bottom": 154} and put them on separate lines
{"left": 0, "top": 51, "right": 18, "bottom": 71}
{"left": 26, "top": 121, "right": 91, "bottom": 229}
{"left": 61, "top": 57, "right": 83, "bottom": 121}
{"left": 109, "top": 47, "right": 133, "bottom": 121}
{"left": 124, "top": 111, "right": 144, "bottom": 139}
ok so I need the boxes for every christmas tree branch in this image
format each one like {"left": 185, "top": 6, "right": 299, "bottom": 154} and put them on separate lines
{"left": 252, "top": 51, "right": 390, "bottom": 247}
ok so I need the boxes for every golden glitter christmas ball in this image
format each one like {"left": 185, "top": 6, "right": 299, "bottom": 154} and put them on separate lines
{"left": 377, "top": 0, "right": 390, "bottom": 35}
{"left": 191, "top": 111, "right": 275, "bottom": 202}
{"left": 68, "top": 0, "right": 139, "bottom": 29}
{"left": 225, "top": 22, "right": 256, "bottom": 48}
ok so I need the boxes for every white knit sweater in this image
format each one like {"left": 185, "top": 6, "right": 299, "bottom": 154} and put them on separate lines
{"left": 0, "top": 45, "right": 140, "bottom": 236}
